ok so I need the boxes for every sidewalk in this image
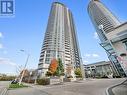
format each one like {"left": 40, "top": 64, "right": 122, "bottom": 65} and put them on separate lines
{"left": 8, "top": 87, "right": 49, "bottom": 95}
{"left": 108, "top": 79, "right": 127, "bottom": 95}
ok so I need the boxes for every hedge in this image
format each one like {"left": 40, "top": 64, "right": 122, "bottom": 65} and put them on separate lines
{"left": 0, "top": 76, "right": 16, "bottom": 81}
{"left": 37, "top": 78, "right": 50, "bottom": 85}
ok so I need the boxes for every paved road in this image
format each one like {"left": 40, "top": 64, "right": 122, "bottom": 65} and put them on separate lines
{"left": 0, "top": 81, "right": 10, "bottom": 94}
{"left": 39, "top": 78, "right": 125, "bottom": 95}
{"left": 8, "top": 78, "right": 126, "bottom": 95}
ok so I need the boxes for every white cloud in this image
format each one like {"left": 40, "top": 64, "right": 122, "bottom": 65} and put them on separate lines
{"left": 84, "top": 60, "right": 89, "bottom": 63}
{"left": 94, "top": 32, "right": 99, "bottom": 39}
{"left": 84, "top": 53, "right": 100, "bottom": 58}
{"left": 0, "top": 44, "right": 3, "bottom": 49}
{"left": 0, "top": 32, "right": 3, "bottom": 38}
{"left": 92, "top": 54, "right": 100, "bottom": 58}
{"left": 81, "top": 57, "right": 89, "bottom": 64}
{"left": 0, "top": 58, "right": 17, "bottom": 66}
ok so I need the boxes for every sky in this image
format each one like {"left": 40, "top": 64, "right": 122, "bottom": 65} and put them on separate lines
{"left": 0, "top": 0, "right": 127, "bottom": 75}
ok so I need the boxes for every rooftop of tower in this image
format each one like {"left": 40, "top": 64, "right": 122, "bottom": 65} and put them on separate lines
{"left": 93, "top": 0, "right": 99, "bottom": 1}
{"left": 53, "top": 2, "right": 66, "bottom": 7}
{"left": 53, "top": 2, "right": 71, "bottom": 12}
{"left": 91, "top": 0, "right": 100, "bottom": 2}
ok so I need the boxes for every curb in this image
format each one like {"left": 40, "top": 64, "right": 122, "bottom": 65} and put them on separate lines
{"left": 0, "top": 88, "right": 8, "bottom": 95}
{"left": 105, "top": 79, "right": 127, "bottom": 95}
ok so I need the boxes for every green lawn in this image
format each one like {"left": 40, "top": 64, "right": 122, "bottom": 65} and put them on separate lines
{"left": 9, "top": 84, "right": 28, "bottom": 89}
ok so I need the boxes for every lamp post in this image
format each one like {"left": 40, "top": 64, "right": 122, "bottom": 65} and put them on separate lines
{"left": 19, "top": 50, "right": 30, "bottom": 85}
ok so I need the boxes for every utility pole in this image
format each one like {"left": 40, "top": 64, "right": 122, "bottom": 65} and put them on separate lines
{"left": 19, "top": 50, "right": 30, "bottom": 85}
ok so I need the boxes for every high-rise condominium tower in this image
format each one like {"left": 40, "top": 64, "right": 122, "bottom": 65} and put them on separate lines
{"left": 88, "top": 0, "right": 120, "bottom": 42}
{"left": 38, "top": 2, "right": 82, "bottom": 78}
{"left": 88, "top": 0, "right": 126, "bottom": 76}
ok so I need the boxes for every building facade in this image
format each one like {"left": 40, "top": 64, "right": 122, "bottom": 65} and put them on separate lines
{"left": 38, "top": 2, "right": 82, "bottom": 78}
{"left": 88, "top": 0, "right": 127, "bottom": 77}
{"left": 106, "top": 23, "right": 127, "bottom": 76}
{"left": 84, "top": 61, "right": 114, "bottom": 78}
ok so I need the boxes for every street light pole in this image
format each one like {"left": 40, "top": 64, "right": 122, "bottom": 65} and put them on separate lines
{"left": 19, "top": 50, "right": 30, "bottom": 85}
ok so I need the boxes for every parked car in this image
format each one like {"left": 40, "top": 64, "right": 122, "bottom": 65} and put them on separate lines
{"left": 11, "top": 79, "right": 19, "bottom": 84}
